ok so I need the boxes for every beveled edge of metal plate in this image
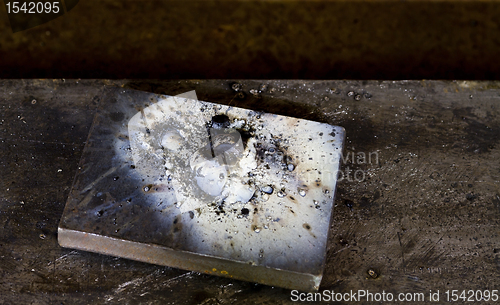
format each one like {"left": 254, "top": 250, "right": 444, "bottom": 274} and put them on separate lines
{"left": 58, "top": 227, "right": 321, "bottom": 292}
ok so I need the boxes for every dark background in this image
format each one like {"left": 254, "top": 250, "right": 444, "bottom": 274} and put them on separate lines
{"left": 1, "top": 0, "right": 500, "bottom": 80}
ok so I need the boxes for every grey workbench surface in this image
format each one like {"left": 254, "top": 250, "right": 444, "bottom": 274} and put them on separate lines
{"left": 1, "top": 80, "right": 499, "bottom": 304}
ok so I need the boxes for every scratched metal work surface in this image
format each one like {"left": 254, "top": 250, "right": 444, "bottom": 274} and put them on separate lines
{"left": 1, "top": 79, "right": 499, "bottom": 304}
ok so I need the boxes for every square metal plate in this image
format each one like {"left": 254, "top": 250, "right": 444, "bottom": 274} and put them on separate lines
{"left": 58, "top": 88, "right": 345, "bottom": 291}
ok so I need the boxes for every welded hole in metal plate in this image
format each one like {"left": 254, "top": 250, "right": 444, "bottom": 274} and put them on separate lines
{"left": 58, "top": 88, "right": 345, "bottom": 291}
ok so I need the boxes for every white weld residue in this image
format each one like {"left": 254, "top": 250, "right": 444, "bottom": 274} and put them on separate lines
{"left": 125, "top": 95, "right": 344, "bottom": 274}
